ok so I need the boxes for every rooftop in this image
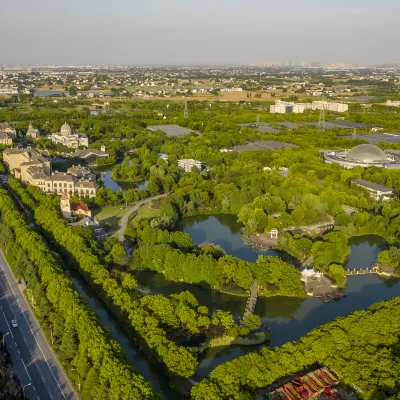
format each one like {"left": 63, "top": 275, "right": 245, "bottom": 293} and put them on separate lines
{"left": 147, "top": 124, "right": 194, "bottom": 137}
{"left": 73, "top": 149, "right": 109, "bottom": 158}
{"left": 350, "top": 179, "right": 394, "bottom": 193}
{"left": 232, "top": 140, "right": 298, "bottom": 152}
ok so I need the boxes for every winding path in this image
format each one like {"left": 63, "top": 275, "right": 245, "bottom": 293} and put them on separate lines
{"left": 118, "top": 192, "right": 171, "bottom": 242}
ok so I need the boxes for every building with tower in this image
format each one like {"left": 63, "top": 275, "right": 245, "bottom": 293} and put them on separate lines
{"left": 51, "top": 122, "right": 88, "bottom": 149}
{"left": 26, "top": 121, "right": 40, "bottom": 140}
{"left": 60, "top": 193, "right": 92, "bottom": 220}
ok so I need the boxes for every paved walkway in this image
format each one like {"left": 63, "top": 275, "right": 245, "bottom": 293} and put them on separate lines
{"left": 117, "top": 192, "right": 170, "bottom": 242}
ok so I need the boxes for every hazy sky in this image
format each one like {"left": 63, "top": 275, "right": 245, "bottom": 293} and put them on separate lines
{"left": 1, "top": 0, "right": 399, "bottom": 65}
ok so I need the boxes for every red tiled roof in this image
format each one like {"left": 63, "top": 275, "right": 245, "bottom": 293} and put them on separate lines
{"left": 70, "top": 202, "right": 90, "bottom": 212}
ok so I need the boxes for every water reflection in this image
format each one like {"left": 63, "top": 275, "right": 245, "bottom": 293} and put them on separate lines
{"left": 70, "top": 272, "right": 176, "bottom": 399}
{"left": 178, "top": 215, "right": 285, "bottom": 262}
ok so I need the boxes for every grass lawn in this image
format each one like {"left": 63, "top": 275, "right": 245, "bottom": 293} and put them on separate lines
{"left": 138, "top": 202, "right": 161, "bottom": 219}
{"left": 92, "top": 205, "right": 129, "bottom": 230}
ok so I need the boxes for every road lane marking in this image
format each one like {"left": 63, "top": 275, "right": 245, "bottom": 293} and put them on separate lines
{"left": 20, "top": 311, "right": 66, "bottom": 399}
{"left": 0, "top": 254, "right": 72, "bottom": 400}
{"left": 2, "top": 311, "right": 15, "bottom": 339}
{"left": 21, "top": 358, "right": 32, "bottom": 380}
{"left": 1, "top": 268, "right": 67, "bottom": 399}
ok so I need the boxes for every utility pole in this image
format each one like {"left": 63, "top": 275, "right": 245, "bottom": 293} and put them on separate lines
{"left": 256, "top": 114, "right": 260, "bottom": 125}
{"left": 318, "top": 106, "right": 326, "bottom": 132}
{"left": 184, "top": 100, "right": 188, "bottom": 119}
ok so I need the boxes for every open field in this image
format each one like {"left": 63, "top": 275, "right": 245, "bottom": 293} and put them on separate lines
{"left": 92, "top": 205, "right": 129, "bottom": 229}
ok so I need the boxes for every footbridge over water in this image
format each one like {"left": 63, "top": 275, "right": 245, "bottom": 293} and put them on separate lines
{"left": 244, "top": 280, "right": 259, "bottom": 318}
{"left": 346, "top": 266, "right": 378, "bottom": 276}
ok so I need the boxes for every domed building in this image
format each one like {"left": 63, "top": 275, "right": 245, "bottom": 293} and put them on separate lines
{"left": 324, "top": 144, "right": 400, "bottom": 169}
{"left": 60, "top": 122, "right": 72, "bottom": 136}
{"left": 51, "top": 122, "right": 88, "bottom": 149}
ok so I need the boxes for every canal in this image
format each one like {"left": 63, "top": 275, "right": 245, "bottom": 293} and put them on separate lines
{"left": 70, "top": 271, "right": 178, "bottom": 399}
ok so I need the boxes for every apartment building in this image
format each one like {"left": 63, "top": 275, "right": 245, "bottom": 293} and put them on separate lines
{"left": 3, "top": 147, "right": 96, "bottom": 198}
{"left": 0, "top": 132, "right": 13, "bottom": 145}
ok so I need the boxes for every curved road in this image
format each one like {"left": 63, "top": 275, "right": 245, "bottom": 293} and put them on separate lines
{"left": 0, "top": 250, "right": 78, "bottom": 400}
{"left": 118, "top": 193, "right": 171, "bottom": 242}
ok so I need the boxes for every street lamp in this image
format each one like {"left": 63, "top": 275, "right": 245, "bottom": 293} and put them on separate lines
{"left": 23, "top": 383, "right": 31, "bottom": 399}
{"left": 70, "top": 367, "right": 81, "bottom": 391}
{"left": 2, "top": 332, "right": 9, "bottom": 346}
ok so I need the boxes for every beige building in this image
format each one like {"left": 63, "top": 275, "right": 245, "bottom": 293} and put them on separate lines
{"left": 51, "top": 122, "right": 88, "bottom": 149}
{"left": 3, "top": 147, "right": 96, "bottom": 198}
{"left": 43, "top": 172, "right": 96, "bottom": 198}
{"left": 26, "top": 121, "right": 40, "bottom": 140}
{"left": 0, "top": 123, "right": 16, "bottom": 137}
{"left": 0, "top": 132, "right": 13, "bottom": 145}
{"left": 3, "top": 147, "right": 51, "bottom": 184}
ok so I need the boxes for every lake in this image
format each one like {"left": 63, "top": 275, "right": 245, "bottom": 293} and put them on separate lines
{"left": 135, "top": 214, "right": 400, "bottom": 376}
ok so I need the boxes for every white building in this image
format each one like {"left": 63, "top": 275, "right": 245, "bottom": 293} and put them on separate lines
{"left": 311, "top": 101, "right": 348, "bottom": 112}
{"left": 350, "top": 179, "right": 394, "bottom": 201}
{"left": 270, "top": 101, "right": 306, "bottom": 114}
{"left": 387, "top": 100, "right": 400, "bottom": 107}
{"left": 178, "top": 159, "right": 204, "bottom": 172}
{"left": 51, "top": 122, "right": 88, "bottom": 149}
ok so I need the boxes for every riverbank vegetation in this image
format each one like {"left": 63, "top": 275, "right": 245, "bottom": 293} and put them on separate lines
{"left": 191, "top": 297, "right": 400, "bottom": 400}
{"left": 129, "top": 225, "right": 304, "bottom": 298}
{"left": 6, "top": 179, "right": 266, "bottom": 382}
{"left": 0, "top": 187, "right": 158, "bottom": 399}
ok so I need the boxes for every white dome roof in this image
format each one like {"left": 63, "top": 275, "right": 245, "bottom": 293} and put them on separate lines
{"left": 346, "top": 144, "right": 387, "bottom": 164}
{"left": 60, "top": 122, "right": 72, "bottom": 136}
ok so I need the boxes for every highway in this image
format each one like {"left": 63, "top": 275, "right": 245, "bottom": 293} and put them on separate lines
{"left": 0, "top": 250, "right": 78, "bottom": 400}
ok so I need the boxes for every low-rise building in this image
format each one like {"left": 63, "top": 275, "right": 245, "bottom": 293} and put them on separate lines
{"left": 51, "top": 122, "right": 88, "bottom": 149}
{"left": 26, "top": 121, "right": 40, "bottom": 140}
{"left": 350, "top": 179, "right": 394, "bottom": 201}
{"left": 73, "top": 148, "right": 109, "bottom": 164}
{"left": 68, "top": 216, "right": 108, "bottom": 239}
{"left": 60, "top": 193, "right": 92, "bottom": 219}
{"left": 178, "top": 159, "right": 208, "bottom": 172}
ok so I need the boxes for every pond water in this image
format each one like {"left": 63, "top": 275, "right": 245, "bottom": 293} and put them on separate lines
{"left": 134, "top": 215, "right": 400, "bottom": 376}
{"left": 176, "top": 214, "right": 286, "bottom": 262}
{"left": 94, "top": 165, "right": 148, "bottom": 192}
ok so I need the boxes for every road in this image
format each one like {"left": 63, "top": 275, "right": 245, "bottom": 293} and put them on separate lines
{"left": 118, "top": 192, "right": 171, "bottom": 242}
{"left": 0, "top": 250, "right": 78, "bottom": 400}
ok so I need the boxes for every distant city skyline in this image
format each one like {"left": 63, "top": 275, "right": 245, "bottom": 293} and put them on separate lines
{"left": 1, "top": 0, "right": 399, "bottom": 66}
